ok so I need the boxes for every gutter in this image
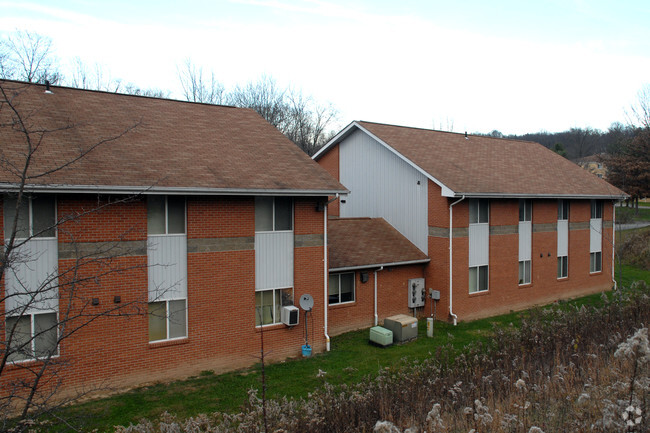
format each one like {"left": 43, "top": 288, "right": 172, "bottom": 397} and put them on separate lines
{"left": 329, "top": 258, "right": 430, "bottom": 273}
{"left": 449, "top": 195, "right": 465, "bottom": 326}
{"left": 453, "top": 192, "right": 628, "bottom": 200}
{"left": 0, "top": 183, "right": 349, "bottom": 197}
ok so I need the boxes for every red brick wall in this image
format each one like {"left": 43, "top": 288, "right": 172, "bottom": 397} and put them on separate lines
{"left": 316, "top": 145, "right": 340, "bottom": 217}
{"left": 328, "top": 265, "right": 425, "bottom": 336}
{"left": 449, "top": 199, "right": 615, "bottom": 321}
{"left": 1, "top": 194, "right": 329, "bottom": 397}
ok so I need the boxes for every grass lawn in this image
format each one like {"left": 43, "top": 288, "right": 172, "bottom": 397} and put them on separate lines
{"left": 616, "top": 204, "right": 650, "bottom": 222}
{"left": 55, "top": 265, "right": 650, "bottom": 431}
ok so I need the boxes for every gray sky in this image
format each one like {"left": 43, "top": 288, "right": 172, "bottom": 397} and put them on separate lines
{"left": 2, "top": 0, "right": 649, "bottom": 134}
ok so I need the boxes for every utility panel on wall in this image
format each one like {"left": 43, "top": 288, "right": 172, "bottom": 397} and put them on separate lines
{"left": 408, "top": 278, "right": 425, "bottom": 308}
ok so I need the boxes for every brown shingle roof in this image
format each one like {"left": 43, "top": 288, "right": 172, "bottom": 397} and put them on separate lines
{"left": 326, "top": 121, "right": 625, "bottom": 198}
{"left": 328, "top": 217, "right": 429, "bottom": 270}
{"left": 0, "top": 80, "right": 345, "bottom": 195}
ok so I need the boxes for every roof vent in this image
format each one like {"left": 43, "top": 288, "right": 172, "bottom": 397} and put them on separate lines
{"left": 44, "top": 80, "right": 52, "bottom": 94}
{"left": 465, "top": 131, "right": 468, "bottom": 140}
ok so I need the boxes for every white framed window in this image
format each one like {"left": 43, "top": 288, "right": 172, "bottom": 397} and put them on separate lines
{"left": 148, "top": 299, "right": 187, "bottom": 342}
{"left": 328, "top": 273, "right": 355, "bottom": 305}
{"left": 518, "top": 260, "right": 531, "bottom": 285}
{"left": 147, "top": 196, "right": 186, "bottom": 235}
{"left": 3, "top": 195, "right": 56, "bottom": 239}
{"left": 147, "top": 195, "right": 187, "bottom": 342}
{"left": 590, "top": 251, "right": 602, "bottom": 273}
{"left": 519, "top": 199, "right": 532, "bottom": 222}
{"left": 469, "top": 265, "right": 488, "bottom": 293}
{"left": 558, "top": 200, "right": 569, "bottom": 220}
{"left": 558, "top": 256, "right": 568, "bottom": 279}
{"left": 469, "top": 199, "right": 489, "bottom": 224}
{"left": 255, "top": 288, "right": 293, "bottom": 326}
{"left": 255, "top": 197, "right": 292, "bottom": 232}
{"left": 590, "top": 200, "right": 603, "bottom": 219}
{"left": 5, "top": 312, "right": 58, "bottom": 362}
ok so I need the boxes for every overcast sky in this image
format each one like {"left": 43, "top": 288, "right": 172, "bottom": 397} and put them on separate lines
{"left": 2, "top": 0, "right": 649, "bottom": 135}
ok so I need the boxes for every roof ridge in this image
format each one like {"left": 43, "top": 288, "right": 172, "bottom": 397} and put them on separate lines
{"left": 357, "top": 120, "right": 540, "bottom": 145}
{"left": 0, "top": 78, "right": 243, "bottom": 111}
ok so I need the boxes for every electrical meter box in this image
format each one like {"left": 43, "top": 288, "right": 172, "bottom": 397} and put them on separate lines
{"left": 369, "top": 326, "right": 393, "bottom": 347}
{"left": 408, "top": 278, "right": 425, "bottom": 308}
{"left": 383, "top": 314, "right": 418, "bottom": 343}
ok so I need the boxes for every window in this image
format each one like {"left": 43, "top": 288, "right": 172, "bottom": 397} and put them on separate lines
{"left": 3, "top": 195, "right": 56, "bottom": 239}
{"left": 590, "top": 252, "right": 602, "bottom": 273}
{"left": 5, "top": 312, "right": 58, "bottom": 362}
{"left": 518, "top": 260, "right": 531, "bottom": 285}
{"left": 469, "top": 199, "right": 489, "bottom": 224}
{"left": 590, "top": 200, "right": 602, "bottom": 219}
{"left": 147, "top": 196, "right": 185, "bottom": 235}
{"left": 148, "top": 300, "right": 187, "bottom": 342}
{"left": 255, "top": 288, "right": 292, "bottom": 326}
{"left": 329, "top": 273, "right": 355, "bottom": 304}
{"left": 558, "top": 256, "right": 568, "bottom": 279}
{"left": 558, "top": 200, "right": 569, "bottom": 220}
{"left": 519, "top": 199, "right": 532, "bottom": 222}
{"left": 255, "top": 197, "right": 292, "bottom": 232}
{"left": 469, "top": 265, "right": 488, "bottom": 293}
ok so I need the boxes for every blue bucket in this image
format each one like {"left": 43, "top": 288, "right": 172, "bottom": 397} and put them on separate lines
{"left": 302, "top": 344, "right": 312, "bottom": 357}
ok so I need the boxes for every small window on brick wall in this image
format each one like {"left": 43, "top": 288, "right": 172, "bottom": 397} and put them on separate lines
{"left": 329, "top": 273, "right": 355, "bottom": 305}
{"left": 590, "top": 252, "right": 602, "bottom": 273}
{"left": 469, "top": 265, "right": 488, "bottom": 293}
{"left": 558, "top": 256, "right": 568, "bottom": 279}
{"left": 518, "top": 260, "right": 531, "bottom": 285}
{"left": 148, "top": 299, "right": 187, "bottom": 342}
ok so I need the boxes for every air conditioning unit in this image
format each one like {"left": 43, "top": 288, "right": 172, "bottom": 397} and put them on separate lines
{"left": 281, "top": 305, "right": 299, "bottom": 326}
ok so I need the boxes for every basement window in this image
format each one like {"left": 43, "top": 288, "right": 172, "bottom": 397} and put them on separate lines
{"left": 558, "top": 256, "right": 568, "bottom": 279}
{"left": 148, "top": 299, "right": 187, "bottom": 342}
{"left": 590, "top": 252, "right": 602, "bottom": 273}
{"left": 255, "top": 288, "right": 293, "bottom": 326}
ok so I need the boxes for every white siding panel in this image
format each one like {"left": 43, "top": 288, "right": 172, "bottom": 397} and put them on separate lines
{"left": 518, "top": 221, "right": 532, "bottom": 261}
{"left": 339, "top": 129, "right": 428, "bottom": 254}
{"left": 148, "top": 235, "right": 187, "bottom": 301}
{"left": 469, "top": 224, "right": 489, "bottom": 266}
{"left": 590, "top": 219, "right": 602, "bottom": 253}
{"left": 5, "top": 238, "right": 58, "bottom": 314}
{"left": 557, "top": 220, "right": 569, "bottom": 257}
{"left": 255, "top": 231, "right": 293, "bottom": 289}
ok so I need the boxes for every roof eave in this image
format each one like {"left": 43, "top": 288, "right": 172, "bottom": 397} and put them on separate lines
{"left": 329, "top": 258, "right": 431, "bottom": 273}
{"left": 453, "top": 192, "right": 629, "bottom": 200}
{"left": 0, "top": 183, "right": 349, "bottom": 197}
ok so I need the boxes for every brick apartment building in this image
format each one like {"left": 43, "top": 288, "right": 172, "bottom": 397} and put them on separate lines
{"left": 314, "top": 121, "right": 627, "bottom": 323}
{"left": 0, "top": 80, "right": 628, "bottom": 401}
{"left": 0, "top": 80, "right": 346, "bottom": 396}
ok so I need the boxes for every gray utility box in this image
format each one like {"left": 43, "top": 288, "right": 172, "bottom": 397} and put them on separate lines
{"left": 383, "top": 314, "right": 418, "bottom": 343}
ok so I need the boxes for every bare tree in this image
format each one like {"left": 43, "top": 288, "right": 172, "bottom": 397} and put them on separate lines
{"left": 0, "top": 81, "right": 150, "bottom": 431}
{"left": 284, "top": 90, "right": 338, "bottom": 156}
{"left": 69, "top": 57, "right": 169, "bottom": 98}
{"left": 626, "top": 84, "right": 650, "bottom": 130}
{"left": 227, "top": 75, "right": 288, "bottom": 130}
{"left": 0, "top": 30, "right": 62, "bottom": 84}
{"left": 177, "top": 58, "right": 225, "bottom": 104}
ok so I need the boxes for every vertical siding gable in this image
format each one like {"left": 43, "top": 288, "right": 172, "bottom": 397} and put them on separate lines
{"left": 339, "top": 129, "right": 428, "bottom": 254}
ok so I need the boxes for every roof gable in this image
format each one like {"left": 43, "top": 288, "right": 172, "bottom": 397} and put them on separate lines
{"left": 0, "top": 80, "right": 345, "bottom": 195}
{"left": 316, "top": 121, "right": 626, "bottom": 199}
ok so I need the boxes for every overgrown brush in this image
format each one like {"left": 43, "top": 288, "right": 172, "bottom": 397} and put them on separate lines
{"left": 618, "top": 229, "right": 650, "bottom": 269}
{"left": 117, "top": 282, "right": 650, "bottom": 433}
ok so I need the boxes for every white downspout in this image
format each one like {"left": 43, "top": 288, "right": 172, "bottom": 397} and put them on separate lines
{"left": 612, "top": 199, "right": 617, "bottom": 290}
{"left": 374, "top": 266, "right": 384, "bottom": 326}
{"left": 449, "top": 195, "right": 465, "bottom": 326}
{"left": 323, "top": 201, "right": 330, "bottom": 351}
